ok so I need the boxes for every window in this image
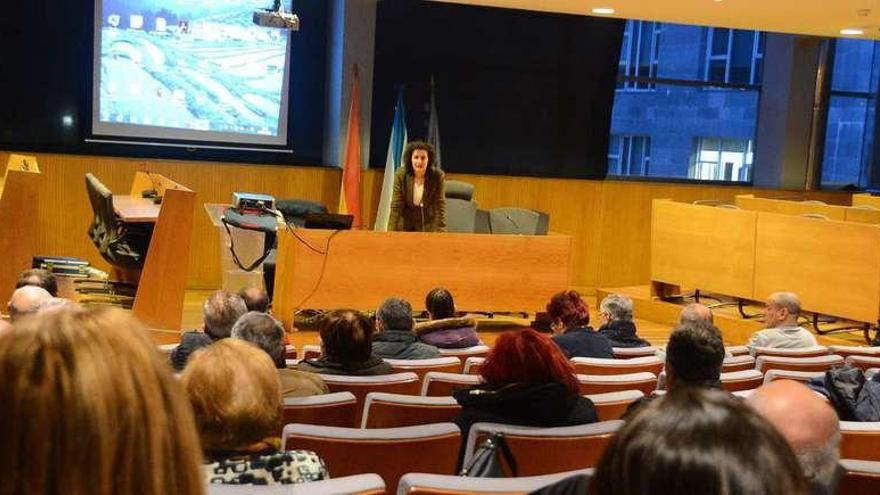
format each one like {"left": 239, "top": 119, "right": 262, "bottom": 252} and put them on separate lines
{"left": 608, "top": 135, "right": 651, "bottom": 175}
{"left": 609, "top": 21, "right": 764, "bottom": 181}
{"left": 820, "top": 39, "right": 880, "bottom": 187}
{"left": 618, "top": 21, "right": 662, "bottom": 90}
{"left": 690, "top": 137, "right": 753, "bottom": 181}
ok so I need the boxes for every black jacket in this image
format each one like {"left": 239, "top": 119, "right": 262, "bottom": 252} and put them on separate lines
{"left": 296, "top": 355, "right": 392, "bottom": 376}
{"left": 597, "top": 320, "right": 650, "bottom": 348}
{"left": 453, "top": 381, "right": 598, "bottom": 457}
{"left": 552, "top": 327, "right": 614, "bottom": 359}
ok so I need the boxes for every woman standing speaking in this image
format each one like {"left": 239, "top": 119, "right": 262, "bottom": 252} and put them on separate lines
{"left": 388, "top": 141, "right": 447, "bottom": 232}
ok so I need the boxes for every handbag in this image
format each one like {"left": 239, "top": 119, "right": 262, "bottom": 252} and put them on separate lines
{"left": 459, "top": 432, "right": 518, "bottom": 478}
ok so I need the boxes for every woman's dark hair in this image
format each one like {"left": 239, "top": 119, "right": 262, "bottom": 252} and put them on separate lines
{"left": 545, "top": 290, "right": 590, "bottom": 329}
{"left": 592, "top": 387, "right": 807, "bottom": 495}
{"left": 426, "top": 287, "right": 455, "bottom": 319}
{"left": 403, "top": 140, "right": 437, "bottom": 175}
{"left": 318, "top": 309, "right": 374, "bottom": 362}
{"left": 480, "top": 329, "right": 580, "bottom": 394}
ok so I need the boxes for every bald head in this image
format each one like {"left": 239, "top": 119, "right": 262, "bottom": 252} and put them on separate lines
{"left": 8, "top": 286, "right": 53, "bottom": 321}
{"left": 679, "top": 303, "right": 714, "bottom": 325}
{"left": 748, "top": 380, "right": 840, "bottom": 484}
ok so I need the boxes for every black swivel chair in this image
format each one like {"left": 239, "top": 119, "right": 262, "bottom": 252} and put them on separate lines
{"left": 84, "top": 173, "right": 152, "bottom": 270}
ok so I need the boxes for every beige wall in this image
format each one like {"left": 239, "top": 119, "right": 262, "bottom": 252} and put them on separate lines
{"left": 8, "top": 151, "right": 850, "bottom": 291}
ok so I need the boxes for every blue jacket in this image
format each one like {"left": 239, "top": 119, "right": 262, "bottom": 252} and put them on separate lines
{"left": 552, "top": 327, "right": 614, "bottom": 359}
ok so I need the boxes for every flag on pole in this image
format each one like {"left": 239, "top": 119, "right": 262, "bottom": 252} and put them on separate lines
{"left": 338, "top": 64, "right": 362, "bottom": 228}
{"left": 427, "top": 76, "right": 442, "bottom": 170}
{"left": 374, "top": 88, "right": 407, "bottom": 231}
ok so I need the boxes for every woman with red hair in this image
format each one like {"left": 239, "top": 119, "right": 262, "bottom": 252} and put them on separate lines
{"left": 453, "top": 329, "right": 597, "bottom": 457}
{"left": 547, "top": 290, "right": 614, "bottom": 359}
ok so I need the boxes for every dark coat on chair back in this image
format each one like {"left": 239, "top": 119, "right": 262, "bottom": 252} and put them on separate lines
{"left": 415, "top": 316, "right": 481, "bottom": 348}
{"left": 296, "top": 355, "right": 392, "bottom": 376}
{"left": 388, "top": 167, "right": 447, "bottom": 232}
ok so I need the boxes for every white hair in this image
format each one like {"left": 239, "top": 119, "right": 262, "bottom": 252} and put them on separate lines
{"left": 600, "top": 294, "right": 633, "bottom": 322}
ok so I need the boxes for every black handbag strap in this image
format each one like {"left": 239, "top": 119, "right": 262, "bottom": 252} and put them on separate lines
{"left": 491, "top": 432, "right": 518, "bottom": 477}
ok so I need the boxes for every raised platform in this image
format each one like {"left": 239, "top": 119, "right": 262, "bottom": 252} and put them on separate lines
{"left": 597, "top": 285, "right": 867, "bottom": 347}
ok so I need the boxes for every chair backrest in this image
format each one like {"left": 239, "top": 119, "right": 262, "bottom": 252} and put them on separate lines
{"left": 208, "top": 474, "right": 386, "bottom": 495}
{"left": 840, "top": 422, "right": 880, "bottom": 461}
{"left": 585, "top": 390, "right": 645, "bottom": 421}
{"left": 612, "top": 346, "right": 659, "bottom": 359}
{"left": 463, "top": 356, "right": 485, "bottom": 375}
{"left": 463, "top": 421, "right": 623, "bottom": 476}
{"left": 488, "top": 207, "right": 549, "bottom": 235}
{"left": 438, "top": 345, "right": 490, "bottom": 362}
{"left": 284, "top": 344, "right": 297, "bottom": 360}
{"left": 283, "top": 423, "right": 461, "bottom": 492}
{"left": 320, "top": 373, "right": 421, "bottom": 421}
{"left": 721, "top": 355, "right": 756, "bottom": 372}
{"left": 719, "top": 369, "right": 764, "bottom": 392}
{"left": 362, "top": 392, "right": 461, "bottom": 428}
{"left": 282, "top": 392, "right": 359, "bottom": 429}
{"left": 867, "top": 368, "right": 879, "bottom": 381}
{"left": 446, "top": 198, "right": 478, "bottom": 233}
{"left": 755, "top": 355, "right": 844, "bottom": 373}
{"left": 830, "top": 346, "right": 880, "bottom": 359}
{"left": 421, "top": 371, "right": 482, "bottom": 396}
{"left": 302, "top": 344, "right": 322, "bottom": 361}
{"left": 577, "top": 372, "right": 658, "bottom": 395}
{"left": 753, "top": 346, "right": 830, "bottom": 358}
{"left": 838, "top": 459, "right": 880, "bottom": 495}
{"left": 846, "top": 355, "right": 880, "bottom": 372}
{"left": 762, "top": 369, "right": 826, "bottom": 384}
{"left": 571, "top": 356, "right": 664, "bottom": 376}
{"left": 726, "top": 345, "right": 750, "bottom": 356}
{"left": 398, "top": 468, "right": 594, "bottom": 495}
{"left": 445, "top": 180, "right": 475, "bottom": 201}
{"left": 85, "top": 173, "right": 118, "bottom": 248}
{"left": 385, "top": 357, "right": 462, "bottom": 381}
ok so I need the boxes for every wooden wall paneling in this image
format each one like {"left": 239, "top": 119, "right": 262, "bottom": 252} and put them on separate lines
{"left": 0, "top": 168, "right": 44, "bottom": 306}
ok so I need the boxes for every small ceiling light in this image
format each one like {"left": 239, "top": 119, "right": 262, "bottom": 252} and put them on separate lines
{"left": 592, "top": 7, "right": 615, "bottom": 15}
{"left": 840, "top": 28, "right": 865, "bottom": 35}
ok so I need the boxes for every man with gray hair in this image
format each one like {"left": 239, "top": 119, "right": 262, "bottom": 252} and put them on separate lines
{"left": 747, "top": 291, "right": 817, "bottom": 354}
{"left": 170, "top": 290, "right": 248, "bottom": 370}
{"left": 597, "top": 293, "right": 649, "bottom": 348}
{"left": 372, "top": 297, "right": 440, "bottom": 359}
{"left": 232, "top": 311, "right": 328, "bottom": 397}
{"left": 747, "top": 380, "right": 842, "bottom": 495}
{"left": 7, "top": 286, "right": 53, "bottom": 322}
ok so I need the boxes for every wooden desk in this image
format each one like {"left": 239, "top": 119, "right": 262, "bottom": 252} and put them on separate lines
{"left": 735, "top": 194, "right": 847, "bottom": 220}
{"left": 651, "top": 199, "right": 757, "bottom": 300}
{"left": 273, "top": 229, "right": 573, "bottom": 331}
{"left": 113, "top": 195, "right": 160, "bottom": 223}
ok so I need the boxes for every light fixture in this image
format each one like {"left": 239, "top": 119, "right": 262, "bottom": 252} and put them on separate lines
{"left": 840, "top": 28, "right": 865, "bottom": 35}
{"left": 592, "top": 7, "right": 615, "bottom": 15}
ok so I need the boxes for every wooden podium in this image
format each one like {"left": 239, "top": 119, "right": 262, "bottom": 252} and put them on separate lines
{"left": 107, "top": 172, "right": 195, "bottom": 334}
{"left": 0, "top": 154, "right": 44, "bottom": 306}
{"left": 273, "top": 229, "right": 573, "bottom": 331}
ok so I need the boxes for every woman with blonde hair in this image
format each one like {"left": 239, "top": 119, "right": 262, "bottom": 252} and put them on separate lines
{"left": 182, "top": 338, "right": 329, "bottom": 484}
{"left": 0, "top": 306, "right": 204, "bottom": 495}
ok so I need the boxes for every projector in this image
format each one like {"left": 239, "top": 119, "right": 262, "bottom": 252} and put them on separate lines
{"left": 233, "top": 192, "right": 275, "bottom": 212}
{"left": 253, "top": 9, "right": 300, "bottom": 30}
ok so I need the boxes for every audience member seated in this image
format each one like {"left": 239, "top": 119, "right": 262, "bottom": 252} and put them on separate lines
{"left": 169, "top": 290, "right": 247, "bottom": 371}
{"left": 6, "top": 285, "right": 53, "bottom": 322}
{"left": 239, "top": 286, "right": 270, "bottom": 313}
{"left": 414, "top": 287, "right": 480, "bottom": 348}
{"left": 298, "top": 309, "right": 393, "bottom": 376}
{"left": 372, "top": 297, "right": 441, "bottom": 360}
{"left": 547, "top": 290, "right": 613, "bottom": 359}
{"left": 679, "top": 302, "right": 714, "bottom": 325}
{"left": 0, "top": 306, "right": 204, "bottom": 495}
{"left": 592, "top": 387, "right": 808, "bottom": 495}
{"left": 748, "top": 380, "right": 842, "bottom": 495}
{"left": 747, "top": 292, "right": 818, "bottom": 355}
{"left": 181, "top": 339, "right": 329, "bottom": 485}
{"left": 454, "top": 329, "right": 598, "bottom": 453}
{"left": 231, "top": 311, "right": 328, "bottom": 397}
{"left": 596, "top": 294, "right": 649, "bottom": 348}
{"left": 625, "top": 321, "right": 725, "bottom": 418}
{"left": 15, "top": 267, "right": 58, "bottom": 296}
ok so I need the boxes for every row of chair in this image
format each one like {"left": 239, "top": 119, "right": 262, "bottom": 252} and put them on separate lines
{"left": 206, "top": 459, "right": 880, "bottom": 495}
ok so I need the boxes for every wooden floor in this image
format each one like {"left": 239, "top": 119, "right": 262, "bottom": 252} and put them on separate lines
{"left": 173, "top": 288, "right": 869, "bottom": 349}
